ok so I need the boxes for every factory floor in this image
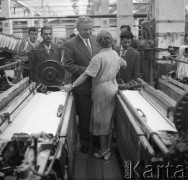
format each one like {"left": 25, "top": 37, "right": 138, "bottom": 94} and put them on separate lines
{"left": 73, "top": 135, "right": 124, "bottom": 180}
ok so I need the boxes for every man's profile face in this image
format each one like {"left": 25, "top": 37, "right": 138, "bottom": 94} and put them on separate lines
{"left": 77, "top": 22, "right": 93, "bottom": 39}
{"left": 41, "top": 29, "right": 52, "bottom": 43}
{"left": 29, "top": 31, "right": 38, "bottom": 43}
{"left": 121, "top": 38, "right": 131, "bottom": 50}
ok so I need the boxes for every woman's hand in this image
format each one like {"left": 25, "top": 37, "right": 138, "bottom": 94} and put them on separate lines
{"left": 61, "top": 84, "right": 74, "bottom": 92}
{"left": 120, "top": 57, "right": 127, "bottom": 69}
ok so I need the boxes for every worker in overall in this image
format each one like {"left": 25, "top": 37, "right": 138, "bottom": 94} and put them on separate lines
{"left": 22, "top": 27, "right": 41, "bottom": 78}
{"left": 12, "top": 26, "right": 40, "bottom": 83}
{"left": 29, "top": 25, "right": 62, "bottom": 92}
{"left": 63, "top": 16, "right": 100, "bottom": 153}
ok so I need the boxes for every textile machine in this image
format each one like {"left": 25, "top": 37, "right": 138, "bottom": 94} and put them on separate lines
{"left": 158, "top": 45, "right": 188, "bottom": 102}
{"left": 0, "top": 33, "right": 32, "bottom": 92}
{"left": 159, "top": 75, "right": 188, "bottom": 102}
{"left": 116, "top": 78, "right": 188, "bottom": 179}
{"left": 0, "top": 33, "right": 29, "bottom": 55}
{"left": 0, "top": 60, "right": 76, "bottom": 180}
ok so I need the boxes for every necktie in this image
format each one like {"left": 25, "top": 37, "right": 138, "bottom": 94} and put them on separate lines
{"left": 121, "top": 50, "right": 127, "bottom": 57}
{"left": 85, "top": 39, "right": 92, "bottom": 55}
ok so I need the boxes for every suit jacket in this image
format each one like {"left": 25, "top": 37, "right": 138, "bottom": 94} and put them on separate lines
{"left": 29, "top": 42, "right": 62, "bottom": 82}
{"left": 64, "top": 34, "right": 99, "bottom": 95}
{"left": 115, "top": 46, "right": 140, "bottom": 83}
{"left": 131, "top": 39, "right": 141, "bottom": 49}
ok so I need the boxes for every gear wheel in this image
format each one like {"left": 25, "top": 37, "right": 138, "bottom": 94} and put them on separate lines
{"left": 174, "top": 92, "right": 188, "bottom": 135}
{"left": 37, "top": 60, "right": 65, "bottom": 87}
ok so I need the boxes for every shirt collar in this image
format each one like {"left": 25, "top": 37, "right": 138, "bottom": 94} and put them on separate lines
{"left": 43, "top": 43, "right": 51, "bottom": 49}
{"left": 120, "top": 45, "right": 128, "bottom": 57}
{"left": 79, "top": 34, "right": 89, "bottom": 42}
{"left": 28, "top": 39, "right": 37, "bottom": 47}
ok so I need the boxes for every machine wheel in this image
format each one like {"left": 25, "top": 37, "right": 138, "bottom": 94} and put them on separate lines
{"left": 37, "top": 60, "right": 65, "bottom": 87}
{"left": 174, "top": 92, "right": 188, "bottom": 135}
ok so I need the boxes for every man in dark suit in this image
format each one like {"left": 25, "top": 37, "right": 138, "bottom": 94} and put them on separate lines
{"left": 64, "top": 16, "right": 99, "bottom": 153}
{"left": 115, "top": 30, "right": 140, "bottom": 83}
{"left": 29, "top": 26, "right": 62, "bottom": 88}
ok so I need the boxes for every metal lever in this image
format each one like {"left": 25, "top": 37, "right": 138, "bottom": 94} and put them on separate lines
{"left": 136, "top": 108, "right": 147, "bottom": 122}
{"left": 57, "top": 105, "right": 64, "bottom": 117}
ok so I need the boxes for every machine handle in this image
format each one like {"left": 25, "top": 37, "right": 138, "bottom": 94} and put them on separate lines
{"left": 57, "top": 105, "right": 64, "bottom": 117}
{"left": 136, "top": 108, "right": 147, "bottom": 122}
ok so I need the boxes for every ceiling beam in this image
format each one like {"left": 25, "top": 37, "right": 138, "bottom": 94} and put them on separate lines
{"left": 0, "top": 13, "right": 147, "bottom": 20}
{"left": 11, "top": 0, "right": 41, "bottom": 16}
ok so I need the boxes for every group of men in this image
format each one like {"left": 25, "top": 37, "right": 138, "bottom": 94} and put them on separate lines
{"left": 24, "top": 16, "right": 140, "bottom": 154}
{"left": 21, "top": 26, "right": 62, "bottom": 85}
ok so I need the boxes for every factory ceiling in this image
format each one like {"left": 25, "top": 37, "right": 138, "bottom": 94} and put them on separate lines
{"left": 11, "top": 0, "right": 117, "bottom": 17}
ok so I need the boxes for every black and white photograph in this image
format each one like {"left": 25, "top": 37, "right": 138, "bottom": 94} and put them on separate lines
{"left": 0, "top": 0, "right": 188, "bottom": 179}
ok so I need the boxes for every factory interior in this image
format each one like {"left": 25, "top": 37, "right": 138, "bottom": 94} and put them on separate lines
{"left": 1, "top": 0, "right": 188, "bottom": 179}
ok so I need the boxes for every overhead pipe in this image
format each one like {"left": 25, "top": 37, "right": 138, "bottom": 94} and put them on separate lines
{"left": 156, "top": 56, "right": 188, "bottom": 65}
{"left": 0, "top": 61, "right": 20, "bottom": 70}
{"left": 0, "top": 14, "right": 147, "bottom": 20}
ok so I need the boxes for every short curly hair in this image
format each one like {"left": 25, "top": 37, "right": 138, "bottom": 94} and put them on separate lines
{"left": 120, "top": 30, "right": 134, "bottom": 40}
{"left": 96, "top": 30, "right": 113, "bottom": 48}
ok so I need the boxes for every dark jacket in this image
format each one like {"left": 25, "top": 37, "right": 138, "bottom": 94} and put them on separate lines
{"left": 29, "top": 42, "right": 62, "bottom": 82}
{"left": 63, "top": 34, "right": 100, "bottom": 95}
{"left": 115, "top": 46, "right": 140, "bottom": 83}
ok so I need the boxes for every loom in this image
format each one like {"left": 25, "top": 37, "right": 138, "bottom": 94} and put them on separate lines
{"left": 1, "top": 59, "right": 188, "bottom": 179}
{"left": 159, "top": 75, "right": 188, "bottom": 102}
{"left": 116, "top": 79, "right": 188, "bottom": 179}
{"left": 0, "top": 60, "right": 76, "bottom": 180}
